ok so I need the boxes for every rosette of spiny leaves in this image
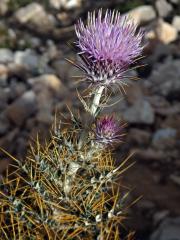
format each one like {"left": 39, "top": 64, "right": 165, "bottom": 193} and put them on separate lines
{"left": 0, "top": 9, "right": 144, "bottom": 240}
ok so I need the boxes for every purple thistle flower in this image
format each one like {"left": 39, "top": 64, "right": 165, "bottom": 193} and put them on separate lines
{"left": 75, "top": 9, "right": 144, "bottom": 87}
{"left": 95, "top": 116, "right": 125, "bottom": 145}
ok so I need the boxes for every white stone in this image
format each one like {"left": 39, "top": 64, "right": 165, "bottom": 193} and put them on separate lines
{"left": 15, "top": 3, "right": 55, "bottom": 30}
{"left": 155, "top": 0, "right": 172, "bottom": 18}
{"left": 156, "top": 19, "right": 178, "bottom": 44}
{"left": 0, "top": 0, "right": 9, "bottom": 16}
{"left": 128, "top": 5, "right": 156, "bottom": 25}
{"left": 172, "top": 15, "right": 180, "bottom": 32}
{"left": 169, "top": 0, "right": 179, "bottom": 3}
{"left": 49, "top": 0, "right": 62, "bottom": 9}
{"left": 28, "top": 74, "right": 67, "bottom": 95}
{"left": 0, "top": 49, "right": 14, "bottom": 64}
{"left": 15, "top": 3, "right": 44, "bottom": 24}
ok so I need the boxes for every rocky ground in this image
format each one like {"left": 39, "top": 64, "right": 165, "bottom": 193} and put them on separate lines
{"left": 0, "top": 0, "right": 180, "bottom": 239}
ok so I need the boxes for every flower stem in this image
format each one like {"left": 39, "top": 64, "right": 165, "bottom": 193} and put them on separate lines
{"left": 90, "top": 86, "right": 105, "bottom": 116}
{"left": 78, "top": 86, "right": 104, "bottom": 150}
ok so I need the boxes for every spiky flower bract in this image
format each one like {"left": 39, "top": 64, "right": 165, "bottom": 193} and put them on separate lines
{"left": 75, "top": 9, "right": 144, "bottom": 87}
{"left": 96, "top": 115, "right": 125, "bottom": 145}
{"left": 0, "top": 128, "right": 132, "bottom": 240}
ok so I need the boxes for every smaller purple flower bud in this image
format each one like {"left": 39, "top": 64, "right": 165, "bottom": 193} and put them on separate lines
{"left": 95, "top": 116, "right": 125, "bottom": 145}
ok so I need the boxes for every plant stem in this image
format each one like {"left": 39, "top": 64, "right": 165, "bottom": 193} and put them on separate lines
{"left": 65, "top": 86, "right": 105, "bottom": 195}
{"left": 90, "top": 86, "right": 105, "bottom": 116}
{"left": 78, "top": 86, "right": 104, "bottom": 149}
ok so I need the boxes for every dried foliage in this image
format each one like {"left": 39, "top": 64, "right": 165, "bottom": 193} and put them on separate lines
{"left": 0, "top": 126, "right": 133, "bottom": 239}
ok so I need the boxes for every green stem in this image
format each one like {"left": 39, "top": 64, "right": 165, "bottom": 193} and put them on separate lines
{"left": 90, "top": 86, "right": 105, "bottom": 116}
{"left": 78, "top": 86, "right": 105, "bottom": 149}
{"left": 65, "top": 86, "right": 104, "bottom": 195}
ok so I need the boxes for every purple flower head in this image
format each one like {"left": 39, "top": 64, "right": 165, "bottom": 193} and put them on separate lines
{"left": 75, "top": 9, "right": 144, "bottom": 87}
{"left": 95, "top": 115, "right": 125, "bottom": 145}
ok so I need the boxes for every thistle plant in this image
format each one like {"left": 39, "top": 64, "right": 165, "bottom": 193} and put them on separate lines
{"left": 0, "top": 9, "right": 144, "bottom": 240}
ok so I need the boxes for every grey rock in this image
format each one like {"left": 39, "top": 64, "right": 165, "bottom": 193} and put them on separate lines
{"left": 52, "top": 56, "right": 81, "bottom": 86}
{"left": 16, "top": 136, "right": 28, "bottom": 158}
{"left": 62, "top": 0, "right": 82, "bottom": 9}
{"left": 29, "top": 37, "right": 41, "bottom": 48}
{"left": 36, "top": 86, "right": 53, "bottom": 124}
{"left": 49, "top": 0, "right": 62, "bottom": 9}
{"left": 0, "top": 128, "right": 19, "bottom": 154}
{"left": 28, "top": 74, "right": 68, "bottom": 96}
{"left": 170, "top": 175, "right": 180, "bottom": 186}
{"left": 0, "top": 0, "right": 9, "bottom": 16}
{"left": 148, "top": 59, "right": 180, "bottom": 96}
{"left": 0, "top": 114, "right": 10, "bottom": 136}
{"left": 135, "top": 148, "right": 165, "bottom": 162}
{"left": 0, "top": 89, "right": 8, "bottom": 111}
{"left": 28, "top": 74, "right": 68, "bottom": 124}
{"left": 0, "top": 49, "right": 14, "bottom": 64}
{"left": 14, "top": 49, "right": 40, "bottom": 71}
{"left": 172, "top": 16, "right": 180, "bottom": 32}
{"left": 153, "top": 210, "right": 170, "bottom": 225}
{"left": 123, "top": 100, "right": 155, "bottom": 124}
{"left": 150, "top": 217, "right": 180, "bottom": 240}
{"left": 128, "top": 128, "right": 151, "bottom": 145}
{"left": 155, "top": 0, "right": 173, "bottom": 18}
{"left": 5, "top": 90, "right": 37, "bottom": 126}
{"left": 9, "top": 82, "right": 27, "bottom": 101}
{"left": 0, "top": 64, "right": 8, "bottom": 87}
{"left": 57, "top": 12, "right": 74, "bottom": 26}
{"left": 169, "top": 0, "right": 179, "bottom": 3}
{"left": 153, "top": 128, "right": 177, "bottom": 142}
{"left": 152, "top": 128, "right": 177, "bottom": 150}
{"left": 15, "top": 3, "right": 56, "bottom": 31}
{"left": 128, "top": 5, "right": 156, "bottom": 25}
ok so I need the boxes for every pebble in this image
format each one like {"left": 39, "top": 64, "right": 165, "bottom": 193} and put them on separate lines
{"left": 156, "top": 19, "right": 178, "bottom": 44}
{"left": 63, "top": 0, "right": 82, "bottom": 10}
{"left": 135, "top": 148, "right": 165, "bottom": 162}
{"left": 169, "top": 0, "right": 179, "bottom": 3}
{"left": 0, "top": 114, "right": 10, "bottom": 136}
{"left": 128, "top": 128, "right": 151, "bottom": 146}
{"left": 170, "top": 175, "right": 180, "bottom": 186}
{"left": 14, "top": 49, "right": 40, "bottom": 71}
{"left": 123, "top": 99, "right": 155, "bottom": 124}
{"left": 0, "top": 64, "right": 8, "bottom": 87}
{"left": 155, "top": 0, "right": 173, "bottom": 18}
{"left": 153, "top": 210, "right": 169, "bottom": 225}
{"left": 152, "top": 128, "right": 177, "bottom": 150}
{"left": 50, "top": 0, "right": 62, "bottom": 9}
{"left": 0, "top": 128, "right": 19, "bottom": 154}
{"left": 150, "top": 217, "right": 180, "bottom": 240}
{"left": 0, "top": 64, "right": 8, "bottom": 76}
{"left": 152, "top": 128, "right": 177, "bottom": 143}
{"left": 0, "top": 89, "right": 8, "bottom": 111}
{"left": 0, "top": 0, "right": 9, "bottom": 16}
{"left": 28, "top": 74, "right": 68, "bottom": 96}
{"left": 148, "top": 59, "right": 180, "bottom": 96}
{"left": 172, "top": 16, "right": 180, "bottom": 32}
{"left": 128, "top": 5, "right": 156, "bottom": 25}
{"left": 0, "top": 48, "right": 14, "bottom": 64}
{"left": 14, "top": 3, "right": 55, "bottom": 31}
{"left": 50, "top": 0, "right": 82, "bottom": 10}
{"left": 5, "top": 90, "right": 37, "bottom": 126}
